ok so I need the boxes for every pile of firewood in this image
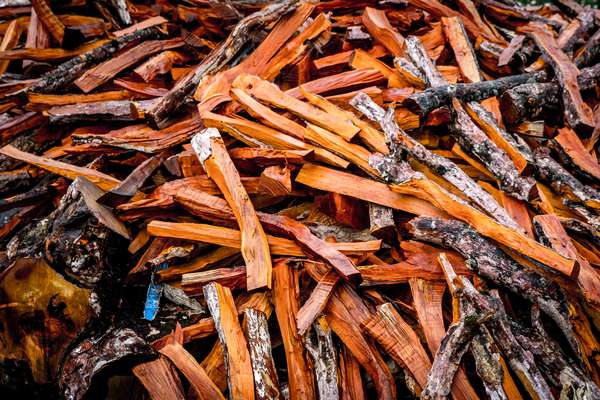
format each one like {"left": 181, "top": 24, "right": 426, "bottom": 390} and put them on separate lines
{"left": 2, "top": 0, "right": 600, "bottom": 398}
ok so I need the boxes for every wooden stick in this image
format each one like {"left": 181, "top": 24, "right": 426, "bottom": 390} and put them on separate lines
{"left": 145, "top": 0, "right": 299, "bottom": 128}
{"left": 272, "top": 261, "right": 316, "bottom": 400}
{"left": 232, "top": 74, "right": 360, "bottom": 140}
{"left": 242, "top": 308, "right": 282, "bottom": 400}
{"left": 361, "top": 7, "right": 404, "bottom": 57}
{"left": 192, "top": 128, "right": 272, "bottom": 290}
{"left": 27, "top": 26, "right": 162, "bottom": 94}
{"left": 529, "top": 22, "right": 595, "bottom": 134}
{"left": 297, "top": 268, "right": 339, "bottom": 335}
{"left": 132, "top": 356, "right": 186, "bottom": 400}
{"left": 363, "top": 302, "right": 432, "bottom": 389}
{"left": 75, "top": 38, "right": 183, "bottom": 93}
{"left": 159, "top": 341, "right": 226, "bottom": 400}
{"left": 351, "top": 92, "right": 522, "bottom": 231}
{"left": 203, "top": 282, "right": 255, "bottom": 400}
{"left": 326, "top": 284, "right": 396, "bottom": 399}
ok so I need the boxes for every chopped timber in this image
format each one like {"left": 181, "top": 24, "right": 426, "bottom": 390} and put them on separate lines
{"left": 351, "top": 92, "right": 522, "bottom": 231}
{"left": 529, "top": 22, "right": 595, "bottom": 134}
{"left": 403, "top": 71, "right": 543, "bottom": 116}
{"left": 144, "top": 0, "right": 300, "bottom": 128}
{"left": 242, "top": 308, "right": 282, "bottom": 400}
{"left": 203, "top": 282, "right": 255, "bottom": 400}
{"left": 159, "top": 337, "right": 226, "bottom": 399}
{"left": 363, "top": 302, "right": 432, "bottom": 389}
{"left": 272, "top": 261, "right": 316, "bottom": 400}
{"left": 191, "top": 128, "right": 272, "bottom": 290}
{"left": 132, "top": 356, "right": 186, "bottom": 400}
{"left": 27, "top": 26, "right": 162, "bottom": 94}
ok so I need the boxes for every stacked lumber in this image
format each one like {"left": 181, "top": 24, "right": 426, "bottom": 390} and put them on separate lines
{"left": 2, "top": 0, "right": 600, "bottom": 398}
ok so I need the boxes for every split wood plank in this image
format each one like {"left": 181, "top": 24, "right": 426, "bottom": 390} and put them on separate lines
{"left": 203, "top": 282, "right": 255, "bottom": 400}
{"left": 191, "top": 128, "right": 272, "bottom": 290}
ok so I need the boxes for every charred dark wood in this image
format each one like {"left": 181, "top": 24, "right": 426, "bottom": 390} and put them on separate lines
{"left": 403, "top": 71, "right": 544, "bottom": 116}
{"left": 144, "top": 0, "right": 299, "bottom": 129}
{"left": 60, "top": 327, "right": 153, "bottom": 400}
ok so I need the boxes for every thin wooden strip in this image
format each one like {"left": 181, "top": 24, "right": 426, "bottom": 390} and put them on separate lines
{"left": 146, "top": 221, "right": 382, "bottom": 256}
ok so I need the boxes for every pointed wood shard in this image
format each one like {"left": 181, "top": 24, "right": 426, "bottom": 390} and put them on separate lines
{"left": 192, "top": 128, "right": 272, "bottom": 290}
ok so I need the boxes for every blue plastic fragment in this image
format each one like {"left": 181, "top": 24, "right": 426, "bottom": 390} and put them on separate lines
{"left": 143, "top": 262, "right": 168, "bottom": 321}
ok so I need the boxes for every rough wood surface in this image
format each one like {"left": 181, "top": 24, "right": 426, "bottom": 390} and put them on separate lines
{"left": 203, "top": 282, "right": 255, "bottom": 400}
{"left": 192, "top": 128, "right": 272, "bottom": 290}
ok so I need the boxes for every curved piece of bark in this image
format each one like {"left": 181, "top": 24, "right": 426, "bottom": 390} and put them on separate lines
{"left": 203, "top": 282, "right": 255, "bottom": 400}
{"left": 421, "top": 304, "right": 491, "bottom": 400}
{"left": 403, "top": 71, "right": 544, "bottom": 116}
{"left": 534, "top": 147, "right": 600, "bottom": 216}
{"left": 145, "top": 0, "right": 299, "bottom": 128}
{"left": 26, "top": 26, "right": 162, "bottom": 94}
{"left": 305, "top": 317, "right": 339, "bottom": 400}
{"left": 243, "top": 308, "right": 282, "bottom": 400}
{"left": 192, "top": 128, "right": 272, "bottom": 290}
{"left": 407, "top": 216, "right": 578, "bottom": 355}
{"left": 60, "top": 327, "right": 153, "bottom": 400}
{"left": 350, "top": 92, "right": 521, "bottom": 232}
{"left": 272, "top": 261, "right": 316, "bottom": 400}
